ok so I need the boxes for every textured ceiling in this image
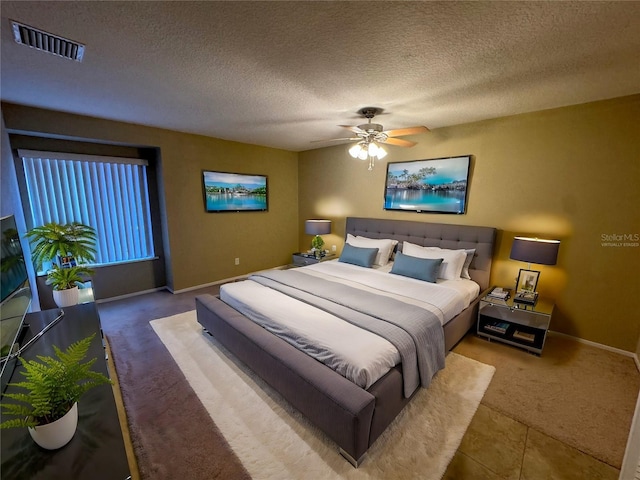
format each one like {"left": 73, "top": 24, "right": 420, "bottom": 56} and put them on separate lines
{"left": 1, "top": 1, "right": 639, "bottom": 152}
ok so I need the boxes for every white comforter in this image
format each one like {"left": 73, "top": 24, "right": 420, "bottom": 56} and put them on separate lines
{"left": 220, "top": 260, "right": 479, "bottom": 389}
{"left": 302, "top": 260, "right": 479, "bottom": 324}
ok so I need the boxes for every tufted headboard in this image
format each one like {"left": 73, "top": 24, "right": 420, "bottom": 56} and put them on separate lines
{"left": 345, "top": 217, "right": 497, "bottom": 291}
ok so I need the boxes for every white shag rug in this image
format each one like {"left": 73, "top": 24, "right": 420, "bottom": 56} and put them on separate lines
{"left": 151, "top": 311, "right": 495, "bottom": 480}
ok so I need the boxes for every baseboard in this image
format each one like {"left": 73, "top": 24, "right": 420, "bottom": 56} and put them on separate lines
{"left": 548, "top": 330, "right": 640, "bottom": 371}
{"left": 96, "top": 265, "right": 291, "bottom": 301}
{"left": 95, "top": 287, "right": 167, "bottom": 304}
{"left": 168, "top": 265, "right": 290, "bottom": 295}
{"left": 167, "top": 276, "right": 246, "bottom": 294}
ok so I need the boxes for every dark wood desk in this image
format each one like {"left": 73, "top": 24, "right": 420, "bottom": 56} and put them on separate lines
{"left": 1, "top": 303, "right": 131, "bottom": 480}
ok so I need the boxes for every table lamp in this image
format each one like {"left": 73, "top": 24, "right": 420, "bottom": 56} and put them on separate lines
{"left": 509, "top": 236, "right": 560, "bottom": 304}
{"left": 305, "top": 220, "right": 331, "bottom": 257}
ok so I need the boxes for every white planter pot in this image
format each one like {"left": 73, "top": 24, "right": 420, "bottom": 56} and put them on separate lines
{"left": 28, "top": 402, "right": 78, "bottom": 450}
{"left": 52, "top": 286, "right": 79, "bottom": 307}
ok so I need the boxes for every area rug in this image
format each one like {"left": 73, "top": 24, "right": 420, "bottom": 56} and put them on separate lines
{"left": 150, "top": 311, "right": 495, "bottom": 479}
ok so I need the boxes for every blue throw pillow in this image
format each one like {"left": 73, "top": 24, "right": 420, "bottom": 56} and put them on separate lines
{"left": 391, "top": 252, "right": 443, "bottom": 283}
{"left": 339, "top": 243, "right": 379, "bottom": 268}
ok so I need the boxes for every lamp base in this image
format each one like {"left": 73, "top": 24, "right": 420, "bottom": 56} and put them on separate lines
{"left": 513, "top": 291, "right": 538, "bottom": 305}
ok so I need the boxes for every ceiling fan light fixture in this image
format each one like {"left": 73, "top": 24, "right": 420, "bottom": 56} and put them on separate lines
{"left": 348, "top": 143, "right": 363, "bottom": 158}
{"left": 329, "top": 106, "right": 427, "bottom": 170}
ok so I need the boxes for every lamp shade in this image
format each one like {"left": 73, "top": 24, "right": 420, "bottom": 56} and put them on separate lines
{"left": 305, "top": 220, "right": 331, "bottom": 236}
{"left": 510, "top": 237, "right": 560, "bottom": 265}
{"left": 348, "top": 143, "right": 363, "bottom": 158}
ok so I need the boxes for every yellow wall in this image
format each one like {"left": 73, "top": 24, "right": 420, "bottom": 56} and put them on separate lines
{"left": 1, "top": 103, "right": 299, "bottom": 292}
{"left": 3, "top": 96, "right": 638, "bottom": 351}
{"left": 299, "top": 95, "right": 640, "bottom": 351}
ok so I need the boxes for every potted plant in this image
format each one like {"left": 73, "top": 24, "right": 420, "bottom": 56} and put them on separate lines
{"left": 0, "top": 334, "right": 112, "bottom": 449}
{"left": 26, "top": 222, "right": 97, "bottom": 307}
{"left": 311, "top": 235, "right": 326, "bottom": 259}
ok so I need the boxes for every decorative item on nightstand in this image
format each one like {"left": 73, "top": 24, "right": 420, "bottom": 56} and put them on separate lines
{"left": 305, "top": 220, "right": 331, "bottom": 259}
{"left": 509, "top": 236, "right": 560, "bottom": 305}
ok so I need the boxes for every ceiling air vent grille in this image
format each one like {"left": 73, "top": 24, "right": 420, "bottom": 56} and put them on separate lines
{"left": 11, "top": 20, "right": 85, "bottom": 62}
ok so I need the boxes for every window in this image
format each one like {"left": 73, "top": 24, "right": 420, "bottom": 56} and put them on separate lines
{"left": 18, "top": 150, "right": 155, "bottom": 267}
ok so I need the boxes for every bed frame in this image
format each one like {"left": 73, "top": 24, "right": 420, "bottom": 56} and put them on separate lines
{"left": 196, "top": 217, "right": 496, "bottom": 467}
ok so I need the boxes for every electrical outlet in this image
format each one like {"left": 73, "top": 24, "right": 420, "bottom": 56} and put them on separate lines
{"left": 332, "top": 245, "right": 337, "bottom": 252}
{"left": 234, "top": 258, "right": 240, "bottom": 265}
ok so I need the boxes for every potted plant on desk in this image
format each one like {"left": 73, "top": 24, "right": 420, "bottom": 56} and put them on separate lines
{"left": 0, "top": 334, "right": 112, "bottom": 449}
{"left": 26, "top": 222, "right": 97, "bottom": 307}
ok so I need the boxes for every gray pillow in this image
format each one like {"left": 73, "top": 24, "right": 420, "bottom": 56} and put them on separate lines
{"left": 339, "top": 243, "right": 379, "bottom": 268}
{"left": 390, "top": 252, "right": 443, "bottom": 283}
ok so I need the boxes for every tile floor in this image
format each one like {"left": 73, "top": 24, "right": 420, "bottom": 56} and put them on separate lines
{"left": 443, "top": 403, "right": 620, "bottom": 479}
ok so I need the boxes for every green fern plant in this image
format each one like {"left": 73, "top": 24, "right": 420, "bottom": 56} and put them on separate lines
{"left": 0, "top": 334, "right": 112, "bottom": 429}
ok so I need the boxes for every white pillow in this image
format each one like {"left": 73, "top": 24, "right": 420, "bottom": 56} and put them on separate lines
{"left": 461, "top": 249, "right": 475, "bottom": 279}
{"left": 402, "top": 241, "right": 467, "bottom": 280}
{"left": 359, "top": 236, "right": 399, "bottom": 261}
{"left": 423, "top": 247, "right": 476, "bottom": 279}
{"left": 346, "top": 234, "right": 397, "bottom": 267}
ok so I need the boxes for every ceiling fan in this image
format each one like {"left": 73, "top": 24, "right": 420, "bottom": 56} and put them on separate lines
{"left": 315, "top": 107, "right": 429, "bottom": 170}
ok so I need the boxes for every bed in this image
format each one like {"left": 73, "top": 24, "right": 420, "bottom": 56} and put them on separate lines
{"left": 196, "top": 217, "right": 496, "bottom": 466}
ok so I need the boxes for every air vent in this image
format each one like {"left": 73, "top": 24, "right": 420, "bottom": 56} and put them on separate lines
{"left": 11, "top": 20, "right": 84, "bottom": 62}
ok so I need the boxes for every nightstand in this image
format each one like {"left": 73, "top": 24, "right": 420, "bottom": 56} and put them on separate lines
{"left": 291, "top": 252, "right": 336, "bottom": 267}
{"left": 477, "top": 287, "right": 554, "bottom": 355}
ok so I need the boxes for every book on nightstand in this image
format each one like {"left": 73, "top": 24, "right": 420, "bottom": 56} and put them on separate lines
{"left": 484, "top": 321, "right": 510, "bottom": 334}
{"left": 487, "top": 287, "right": 510, "bottom": 300}
{"left": 513, "top": 291, "right": 538, "bottom": 305}
{"left": 512, "top": 330, "right": 535, "bottom": 342}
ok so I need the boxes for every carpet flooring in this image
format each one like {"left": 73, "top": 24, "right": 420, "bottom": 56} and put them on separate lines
{"left": 150, "top": 311, "right": 495, "bottom": 479}
{"left": 101, "top": 290, "right": 250, "bottom": 479}
{"left": 98, "top": 287, "right": 640, "bottom": 478}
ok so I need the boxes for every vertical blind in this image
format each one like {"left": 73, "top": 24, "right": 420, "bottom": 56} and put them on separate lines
{"left": 19, "top": 150, "right": 155, "bottom": 266}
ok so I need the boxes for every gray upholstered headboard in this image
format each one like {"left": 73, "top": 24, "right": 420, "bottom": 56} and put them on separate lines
{"left": 345, "top": 217, "right": 497, "bottom": 291}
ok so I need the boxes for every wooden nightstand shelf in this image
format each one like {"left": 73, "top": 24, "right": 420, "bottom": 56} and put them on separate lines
{"left": 291, "top": 252, "right": 336, "bottom": 267}
{"left": 477, "top": 287, "right": 554, "bottom": 355}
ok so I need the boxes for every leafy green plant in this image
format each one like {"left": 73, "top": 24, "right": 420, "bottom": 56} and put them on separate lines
{"left": 26, "top": 222, "right": 97, "bottom": 271}
{"left": 25, "top": 222, "right": 97, "bottom": 291}
{"left": 0, "top": 334, "right": 112, "bottom": 429}
{"left": 311, "top": 235, "right": 325, "bottom": 251}
{"left": 45, "top": 265, "right": 94, "bottom": 291}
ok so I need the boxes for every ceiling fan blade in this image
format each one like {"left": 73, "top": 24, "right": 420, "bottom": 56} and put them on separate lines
{"left": 339, "top": 125, "right": 366, "bottom": 135}
{"left": 310, "top": 137, "right": 360, "bottom": 143}
{"left": 382, "top": 137, "right": 417, "bottom": 148}
{"left": 383, "top": 126, "right": 429, "bottom": 137}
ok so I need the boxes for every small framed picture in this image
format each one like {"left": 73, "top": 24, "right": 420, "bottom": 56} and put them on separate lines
{"left": 60, "top": 256, "right": 77, "bottom": 268}
{"left": 516, "top": 269, "right": 540, "bottom": 293}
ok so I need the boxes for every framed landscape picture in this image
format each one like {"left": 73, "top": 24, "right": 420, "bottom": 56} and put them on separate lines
{"left": 383, "top": 155, "right": 471, "bottom": 214}
{"left": 516, "top": 269, "right": 540, "bottom": 293}
{"left": 202, "top": 170, "right": 268, "bottom": 212}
